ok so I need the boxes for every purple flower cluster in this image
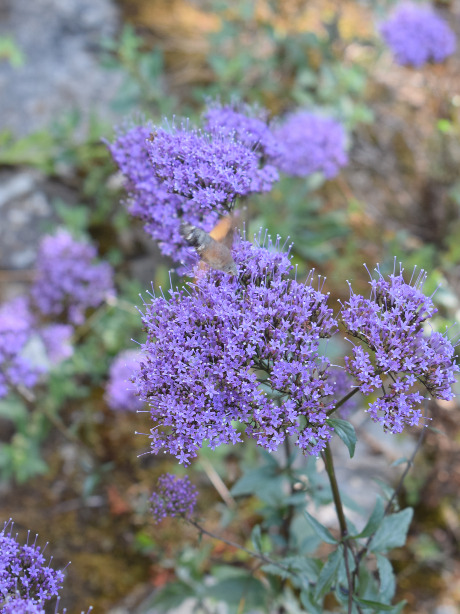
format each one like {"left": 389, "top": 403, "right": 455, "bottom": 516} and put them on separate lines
{"left": 108, "top": 123, "right": 219, "bottom": 271}
{"left": 150, "top": 474, "right": 198, "bottom": 523}
{"left": 109, "top": 106, "right": 350, "bottom": 273}
{"left": 341, "top": 266, "right": 459, "bottom": 433}
{"left": 105, "top": 350, "right": 145, "bottom": 412}
{"left": 2, "top": 598, "right": 45, "bottom": 613}
{"left": 147, "top": 122, "right": 264, "bottom": 212}
{"left": 0, "top": 520, "right": 65, "bottom": 611}
{"left": 0, "top": 297, "right": 43, "bottom": 400}
{"left": 203, "top": 103, "right": 280, "bottom": 192}
{"left": 273, "top": 111, "right": 348, "bottom": 179}
{"left": 0, "top": 291, "right": 78, "bottom": 398}
{"left": 31, "top": 231, "right": 114, "bottom": 325}
{"left": 380, "top": 3, "right": 456, "bottom": 67}
{"left": 135, "top": 234, "right": 338, "bottom": 465}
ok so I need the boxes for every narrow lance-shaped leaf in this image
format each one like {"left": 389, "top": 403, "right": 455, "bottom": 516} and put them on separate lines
{"left": 314, "top": 546, "right": 343, "bottom": 600}
{"left": 304, "top": 511, "right": 338, "bottom": 545}
{"left": 352, "top": 496, "right": 385, "bottom": 538}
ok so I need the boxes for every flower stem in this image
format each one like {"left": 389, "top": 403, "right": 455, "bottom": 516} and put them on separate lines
{"left": 322, "top": 443, "right": 356, "bottom": 614}
{"left": 186, "top": 518, "right": 294, "bottom": 575}
{"left": 327, "top": 387, "right": 360, "bottom": 416}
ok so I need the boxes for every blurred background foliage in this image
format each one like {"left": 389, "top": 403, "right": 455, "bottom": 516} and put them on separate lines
{"left": 0, "top": 0, "right": 459, "bottom": 612}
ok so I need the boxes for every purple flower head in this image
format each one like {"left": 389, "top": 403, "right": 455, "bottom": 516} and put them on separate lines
{"left": 31, "top": 231, "right": 114, "bottom": 325}
{"left": 0, "top": 520, "right": 65, "bottom": 610}
{"left": 0, "top": 297, "right": 42, "bottom": 399}
{"left": 134, "top": 232, "right": 338, "bottom": 465}
{"left": 380, "top": 3, "right": 456, "bottom": 67}
{"left": 273, "top": 111, "right": 348, "bottom": 179}
{"left": 39, "top": 324, "right": 74, "bottom": 365}
{"left": 150, "top": 474, "right": 198, "bottom": 523}
{"left": 341, "top": 265, "right": 459, "bottom": 433}
{"left": 108, "top": 123, "right": 219, "bottom": 272}
{"left": 105, "top": 349, "right": 145, "bottom": 412}
{"left": 203, "top": 102, "right": 280, "bottom": 192}
{"left": 147, "top": 121, "right": 264, "bottom": 212}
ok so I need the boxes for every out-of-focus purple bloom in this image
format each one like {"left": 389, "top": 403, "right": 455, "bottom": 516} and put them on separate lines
{"left": 380, "top": 3, "right": 456, "bottom": 67}
{"left": 0, "top": 520, "right": 65, "bottom": 610}
{"left": 108, "top": 123, "right": 219, "bottom": 273}
{"left": 150, "top": 474, "right": 198, "bottom": 523}
{"left": 203, "top": 102, "right": 280, "bottom": 192}
{"left": 329, "top": 367, "right": 359, "bottom": 418}
{"left": 273, "top": 111, "right": 348, "bottom": 179}
{"left": 273, "top": 111, "right": 348, "bottom": 178}
{"left": 105, "top": 350, "right": 144, "bottom": 412}
{"left": 134, "top": 233, "right": 338, "bottom": 465}
{"left": 147, "top": 122, "right": 263, "bottom": 212}
{"left": 0, "top": 297, "right": 42, "bottom": 399}
{"left": 31, "top": 231, "right": 114, "bottom": 326}
{"left": 341, "top": 265, "right": 459, "bottom": 433}
{"left": 39, "top": 324, "right": 74, "bottom": 365}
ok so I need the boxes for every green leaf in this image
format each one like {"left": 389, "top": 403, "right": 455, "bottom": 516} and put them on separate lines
{"left": 230, "top": 464, "right": 285, "bottom": 504}
{"left": 329, "top": 418, "right": 356, "bottom": 458}
{"left": 0, "top": 397, "right": 28, "bottom": 424}
{"left": 300, "top": 589, "right": 323, "bottom": 614}
{"left": 0, "top": 35, "right": 25, "bottom": 67}
{"left": 53, "top": 198, "right": 89, "bottom": 234}
{"left": 353, "top": 496, "right": 385, "bottom": 538}
{"left": 314, "top": 546, "right": 343, "bottom": 599}
{"left": 370, "top": 508, "right": 413, "bottom": 553}
{"left": 376, "top": 554, "right": 396, "bottom": 601}
{"left": 353, "top": 597, "right": 397, "bottom": 611}
{"left": 261, "top": 563, "right": 293, "bottom": 580}
{"left": 304, "top": 511, "right": 338, "bottom": 545}
{"left": 277, "top": 555, "right": 322, "bottom": 584}
{"left": 206, "top": 576, "right": 267, "bottom": 608}
{"left": 437, "top": 119, "right": 453, "bottom": 134}
{"left": 153, "top": 581, "right": 196, "bottom": 612}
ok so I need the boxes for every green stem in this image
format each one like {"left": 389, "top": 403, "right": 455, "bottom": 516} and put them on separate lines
{"left": 327, "top": 387, "right": 360, "bottom": 417}
{"left": 322, "top": 443, "right": 355, "bottom": 614}
{"left": 186, "top": 518, "right": 294, "bottom": 575}
{"left": 322, "top": 443, "right": 348, "bottom": 538}
{"left": 279, "top": 436, "right": 295, "bottom": 552}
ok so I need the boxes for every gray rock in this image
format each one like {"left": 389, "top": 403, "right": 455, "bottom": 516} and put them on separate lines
{"left": 0, "top": 0, "right": 122, "bottom": 137}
